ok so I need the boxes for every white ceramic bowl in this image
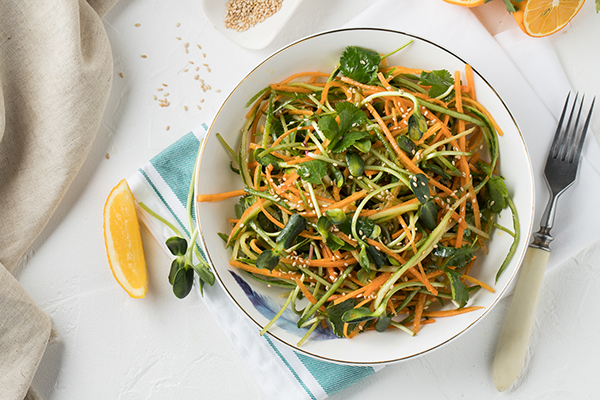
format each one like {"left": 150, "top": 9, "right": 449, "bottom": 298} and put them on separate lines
{"left": 195, "top": 28, "right": 534, "bottom": 365}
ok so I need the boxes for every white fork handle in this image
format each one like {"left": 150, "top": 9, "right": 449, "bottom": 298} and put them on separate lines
{"left": 493, "top": 247, "right": 550, "bottom": 391}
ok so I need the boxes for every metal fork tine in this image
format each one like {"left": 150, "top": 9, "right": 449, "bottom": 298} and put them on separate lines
{"left": 550, "top": 92, "right": 571, "bottom": 159}
{"left": 565, "top": 94, "right": 585, "bottom": 162}
{"left": 570, "top": 96, "right": 596, "bottom": 164}
{"left": 557, "top": 92, "right": 579, "bottom": 160}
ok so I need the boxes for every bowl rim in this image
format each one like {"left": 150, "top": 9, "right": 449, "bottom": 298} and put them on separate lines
{"left": 195, "top": 27, "right": 535, "bottom": 365}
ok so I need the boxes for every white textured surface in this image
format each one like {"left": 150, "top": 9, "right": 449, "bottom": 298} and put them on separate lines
{"left": 15, "top": 0, "right": 600, "bottom": 398}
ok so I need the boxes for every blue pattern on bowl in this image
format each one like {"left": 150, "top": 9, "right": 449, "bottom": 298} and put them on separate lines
{"left": 229, "top": 270, "right": 338, "bottom": 340}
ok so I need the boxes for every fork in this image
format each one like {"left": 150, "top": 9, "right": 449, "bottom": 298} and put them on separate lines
{"left": 493, "top": 92, "right": 596, "bottom": 391}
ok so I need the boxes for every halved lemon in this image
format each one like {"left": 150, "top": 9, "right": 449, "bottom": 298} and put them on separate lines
{"left": 103, "top": 179, "right": 148, "bottom": 298}
{"left": 513, "top": 0, "right": 586, "bottom": 37}
{"left": 443, "top": 0, "right": 486, "bottom": 6}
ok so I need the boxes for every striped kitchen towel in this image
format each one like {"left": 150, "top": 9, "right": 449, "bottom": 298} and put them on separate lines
{"left": 127, "top": 124, "right": 383, "bottom": 400}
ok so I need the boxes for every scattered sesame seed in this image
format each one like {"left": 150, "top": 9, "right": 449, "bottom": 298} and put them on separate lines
{"left": 141, "top": 54, "right": 147, "bottom": 58}
{"left": 166, "top": 126, "right": 170, "bottom": 131}
{"left": 157, "top": 88, "right": 163, "bottom": 91}
{"left": 135, "top": 23, "right": 140, "bottom": 27}
{"left": 176, "top": 37, "right": 182, "bottom": 40}
{"left": 176, "top": 22, "right": 181, "bottom": 27}
{"left": 119, "top": 72, "right": 124, "bottom": 78}
{"left": 184, "top": 105, "right": 188, "bottom": 111}
{"left": 105, "top": 153, "right": 110, "bottom": 159}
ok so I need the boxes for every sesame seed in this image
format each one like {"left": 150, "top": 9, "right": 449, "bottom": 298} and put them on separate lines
{"left": 135, "top": 23, "right": 140, "bottom": 27}
{"left": 157, "top": 88, "right": 163, "bottom": 91}
{"left": 119, "top": 72, "right": 124, "bottom": 78}
{"left": 183, "top": 105, "right": 188, "bottom": 111}
{"left": 166, "top": 126, "right": 170, "bottom": 131}
{"left": 176, "top": 22, "right": 181, "bottom": 27}
{"left": 141, "top": 54, "right": 147, "bottom": 58}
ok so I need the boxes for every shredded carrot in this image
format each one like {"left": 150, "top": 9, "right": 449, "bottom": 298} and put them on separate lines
{"left": 422, "top": 306, "right": 484, "bottom": 318}
{"left": 197, "top": 189, "right": 247, "bottom": 202}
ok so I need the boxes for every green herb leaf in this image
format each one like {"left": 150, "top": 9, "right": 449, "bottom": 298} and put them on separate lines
{"left": 397, "top": 135, "right": 417, "bottom": 156}
{"left": 256, "top": 250, "right": 280, "bottom": 271}
{"left": 434, "top": 244, "right": 474, "bottom": 269}
{"left": 352, "top": 139, "right": 371, "bottom": 153}
{"left": 234, "top": 195, "right": 254, "bottom": 219}
{"left": 419, "top": 199, "right": 439, "bottom": 231}
{"left": 328, "top": 164, "right": 345, "bottom": 188}
{"left": 374, "top": 314, "right": 391, "bottom": 332}
{"left": 331, "top": 131, "right": 371, "bottom": 153}
{"left": 191, "top": 263, "right": 216, "bottom": 286}
{"left": 172, "top": 267, "right": 194, "bottom": 299}
{"left": 355, "top": 216, "right": 375, "bottom": 239}
{"left": 358, "top": 244, "right": 371, "bottom": 271}
{"left": 317, "top": 115, "right": 339, "bottom": 141}
{"left": 296, "top": 160, "right": 328, "bottom": 185}
{"left": 345, "top": 150, "right": 365, "bottom": 176}
{"left": 486, "top": 176, "right": 509, "bottom": 213}
{"left": 169, "top": 258, "right": 185, "bottom": 285}
{"left": 339, "top": 46, "right": 381, "bottom": 84}
{"left": 326, "top": 233, "right": 346, "bottom": 252}
{"left": 476, "top": 160, "right": 493, "bottom": 177}
{"left": 366, "top": 245, "right": 387, "bottom": 269}
{"left": 336, "top": 101, "right": 367, "bottom": 137}
{"left": 324, "top": 208, "right": 346, "bottom": 225}
{"left": 421, "top": 161, "right": 452, "bottom": 181}
{"left": 316, "top": 216, "right": 332, "bottom": 243}
{"left": 408, "top": 112, "right": 427, "bottom": 141}
{"left": 410, "top": 173, "right": 430, "bottom": 204}
{"left": 445, "top": 269, "right": 469, "bottom": 308}
{"left": 326, "top": 299, "right": 359, "bottom": 337}
{"left": 419, "top": 69, "right": 454, "bottom": 98}
{"left": 166, "top": 236, "right": 187, "bottom": 256}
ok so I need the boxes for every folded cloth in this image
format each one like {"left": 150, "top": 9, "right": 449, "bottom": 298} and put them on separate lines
{"left": 0, "top": 1, "right": 118, "bottom": 399}
{"left": 129, "top": 1, "right": 600, "bottom": 399}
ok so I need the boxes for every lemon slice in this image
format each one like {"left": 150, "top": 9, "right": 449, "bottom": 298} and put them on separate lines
{"left": 103, "top": 179, "right": 148, "bottom": 298}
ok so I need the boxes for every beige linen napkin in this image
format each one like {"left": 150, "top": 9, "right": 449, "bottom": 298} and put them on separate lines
{"left": 0, "top": 1, "right": 117, "bottom": 398}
